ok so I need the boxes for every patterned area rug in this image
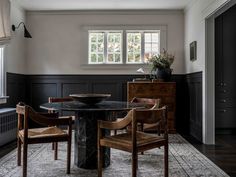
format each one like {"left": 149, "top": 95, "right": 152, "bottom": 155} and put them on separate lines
{"left": 0, "top": 134, "right": 229, "bottom": 177}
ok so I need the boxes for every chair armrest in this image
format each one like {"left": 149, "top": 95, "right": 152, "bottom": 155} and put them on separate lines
{"left": 30, "top": 109, "right": 72, "bottom": 126}
{"left": 39, "top": 112, "right": 59, "bottom": 118}
{"left": 50, "top": 116, "right": 73, "bottom": 126}
{"left": 98, "top": 110, "right": 133, "bottom": 130}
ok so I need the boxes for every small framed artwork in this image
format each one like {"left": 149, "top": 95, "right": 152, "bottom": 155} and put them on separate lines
{"left": 190, "top": 41, "right": 197, "bottom": 61}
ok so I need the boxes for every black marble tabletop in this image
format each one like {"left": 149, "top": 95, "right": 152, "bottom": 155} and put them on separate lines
{"left": 40, "top": 100, "right": 146, "bottom": 112}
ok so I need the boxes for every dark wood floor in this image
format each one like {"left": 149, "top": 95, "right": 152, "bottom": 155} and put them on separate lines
{"left": 184, "top": 134, "right": 236, "bottom": 177}
{"left": 0, "top": 135, "right": 236, "bottom": 176}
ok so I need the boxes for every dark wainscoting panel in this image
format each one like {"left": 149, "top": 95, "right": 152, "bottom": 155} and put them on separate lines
{"left": 172, "top": 75, "right": 189, "bottom": 135}
{"left": 0, "top": 73, "right": 26, "bottom": 109}
{"left": 91, "top": 82, "right": 120, "bottom": 101}
{"left": 186, "top": 72, "right": 203, "bottom": 142}
{"left": 26, "top": 75, "right": 139, "bottom": 111}
{"left": 5, "top": 72, "right": 203, "bottom": 139}
{"left": 30, "top": 83, "right": 58, "bottom": 111}
{"left": 62, "top": 83, "right": 89, "bottom": 97}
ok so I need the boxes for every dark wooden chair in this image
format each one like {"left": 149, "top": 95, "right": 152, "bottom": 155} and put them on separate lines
{"left": 48, "top": 97, "right": 75, "bottom": 120}
{"left": 131, "top": 97, "right": 161, "bottom": 133}
{"left": 131, "top": 97, "right": 160, "bottom": 107}
{"left": 98, "top": 106, "right": 168, "bottom": 177}
{"left": 16, "top": 102, "right": 72, "bottom": 177}
{"left": 114, "top": 97, "right": 161, "bottom": 135}
{"left": 48, "top": 97, "right": 75, "bottom": 158}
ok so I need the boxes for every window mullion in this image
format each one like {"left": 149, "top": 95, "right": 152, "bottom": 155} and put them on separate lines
{"left": 0, "top": 47, "right": 4, "bottom": 96}
{"left": 150, "top": 33, "right": 153, "bottom": 55}
{"left": 141, "top": 32, "right": 145, "bottom": 63}
{"left": 104, "top": 32, "right": 108, "bottom": 64}
{"left": 123, "top": 30, "right": 126, "bottom": 64}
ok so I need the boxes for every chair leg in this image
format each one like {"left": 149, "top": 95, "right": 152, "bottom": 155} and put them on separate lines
{"left": 54, "top": 142, "right": 58, "bottom": 160}
{"left": 23, "top": 143, "right": 28, "bottom": 177}
{"left": 66, "top": 140, "right": 71, "bottom": 174}
{"left": 158, "top": 124, "right": 161, "bottom": 136}
{"left": 98, "top": 145, "right": 103, "bottom": 177}
{"left": 132, "top": 150, "right": 138, "bottom": 177}
{"left": 52, "top": 142, "right": 55, "bottom": 150}
{"left": 17, "top": 138, "right": 21, "bottom": 166}
{"left": 164, "top": 143, "right": 168, "bottom": 177}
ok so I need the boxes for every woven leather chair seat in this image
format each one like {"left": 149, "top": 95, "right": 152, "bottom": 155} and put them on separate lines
{"left": 19, "top": 127, "right": 67, "bottom": 139}
{"left": 16, "top": 103, "right": 72, "bottom": 177}
{"left": 101, "top": 131, "right": 165, "bottom": 152}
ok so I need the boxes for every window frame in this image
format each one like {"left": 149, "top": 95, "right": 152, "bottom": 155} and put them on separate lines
{"left": 126, "top": 31, "right": 142, "bottom": 64}
{"left": 82, "top": 25, "right": 167, "bottom": 69}
{"left": 88, "top": 30, "right": 123, "bottom": 64}
{"left": 125, "top": 30, "right": 160, "bottom": 64}
{"left": 0, "top": 45, "right": 7, "bottom": 104}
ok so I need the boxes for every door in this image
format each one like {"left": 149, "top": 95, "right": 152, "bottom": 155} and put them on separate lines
{"left": 215, "top": 4, "right": 236, "bottom": 130}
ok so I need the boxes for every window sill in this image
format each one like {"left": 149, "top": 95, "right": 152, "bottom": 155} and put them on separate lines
{"left": 0, "top": 96, "right": 9, "bottom": 104}
{"left": 81, "top": 63, "right": 150, "bottom": 70}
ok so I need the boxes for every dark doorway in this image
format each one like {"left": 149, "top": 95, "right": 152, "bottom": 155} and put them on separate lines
{"left": 215, "top": 3, "right": 236, "bottom": 135}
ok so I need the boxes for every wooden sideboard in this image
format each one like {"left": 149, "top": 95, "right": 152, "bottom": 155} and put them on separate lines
{"left": 127, "top": 82, "right": 176, "bottom": 133}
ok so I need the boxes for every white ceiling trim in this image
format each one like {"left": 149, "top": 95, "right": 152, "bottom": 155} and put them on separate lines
{"left": 11, "top": 0, "right": 194, "bottom": 11}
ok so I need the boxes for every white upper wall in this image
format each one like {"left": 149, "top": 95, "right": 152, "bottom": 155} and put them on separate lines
{"left": 184, "top": 0, "right": 229, "bottom": 74}
{"left": 25, "top": 10, "right": 185, "bottom": 75}
{"left": 5, "top": 1, "right": 26, "bottom": 74}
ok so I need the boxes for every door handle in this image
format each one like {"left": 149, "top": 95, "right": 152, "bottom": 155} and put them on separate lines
{"left": 220, "top": 99, "right": 226, "bottom": 103}
{"left": 219, "top": 109, "right": 226, "bottom": 113}
{"left": 219, "top": 89, "right": 227, "bottom": 93}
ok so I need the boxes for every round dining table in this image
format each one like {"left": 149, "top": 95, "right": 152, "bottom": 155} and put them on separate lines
{"left": 40, "top": 100, "right": 146, "bottom": 169}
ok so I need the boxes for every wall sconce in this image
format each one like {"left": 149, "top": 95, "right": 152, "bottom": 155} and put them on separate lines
{"left": 12, "top": 22, "right": 32, "bottom": 38}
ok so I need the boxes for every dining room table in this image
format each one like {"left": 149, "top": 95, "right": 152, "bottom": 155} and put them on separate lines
{"left": 40, "top": 100, "right": 146, "bottom": 169}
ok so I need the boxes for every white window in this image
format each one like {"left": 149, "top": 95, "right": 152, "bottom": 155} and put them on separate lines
{"left": 126, "top": 30, "right": 160, "bottom": 64}
{"left": 144, "top": 32, "right": 160, "bottom": 62}
{"left": 107, "top": 32, "right": 122, "bottom": 63}
{"left": 88, "top": 30, "right": 160, "bottom": 65}
{"left": 126, "top": 32, "right": 142, "bottom": 63}
{"left": 0, "top": 46, "right": 5, "bottom": 98}
{"left": 89, "top": 31, "right": 122, "bottom": 64}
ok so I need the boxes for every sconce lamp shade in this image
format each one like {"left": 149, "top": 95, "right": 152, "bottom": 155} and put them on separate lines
{"left": 23, "top": 26, "right": 32, "bottom": 38}
{"left": 12, "top": 22, "right": 32, "bottom": 38}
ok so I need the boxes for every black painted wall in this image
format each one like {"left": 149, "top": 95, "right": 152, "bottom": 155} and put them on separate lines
{"left": 5, "top": 72, "right": 202, "bottom": 140}
{"left": 0, "top": 73, "right": 26, "bottom": 109}
{"left": 186, "top": 72, "right": 203, "bottom": 142}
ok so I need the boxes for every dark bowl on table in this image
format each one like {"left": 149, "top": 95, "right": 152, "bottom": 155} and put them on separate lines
{"left": 69, "top": 94, "right": 111, "bottom": 105}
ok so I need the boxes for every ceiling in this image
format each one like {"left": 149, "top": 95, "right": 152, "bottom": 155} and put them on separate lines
{"left": 13, "top": 0, "right": 193, "bottom": 11}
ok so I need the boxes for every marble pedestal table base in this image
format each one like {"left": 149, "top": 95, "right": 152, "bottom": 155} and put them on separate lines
{"left": 74, "top": 111, "right": 114, "bottom": 169}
